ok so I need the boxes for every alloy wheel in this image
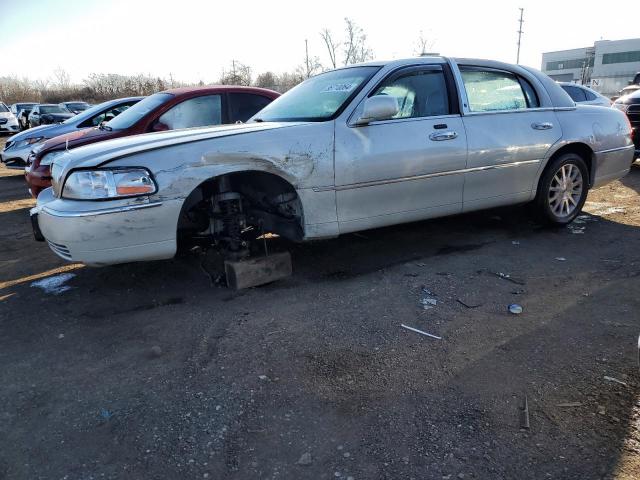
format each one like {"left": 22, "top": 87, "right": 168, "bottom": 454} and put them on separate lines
{"left": 548, "top": 163, "right": 583, "bottom": 217}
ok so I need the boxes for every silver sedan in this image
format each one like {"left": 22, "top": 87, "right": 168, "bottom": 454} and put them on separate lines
{"left": 32, "top": 57, "right": 635, "bottom": 266}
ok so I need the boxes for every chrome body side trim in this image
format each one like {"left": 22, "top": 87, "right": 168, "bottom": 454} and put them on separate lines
{"left": 594, "top": 145, "right": 635, "bottom": 155}
{"left": 42, "top": 201, "right": 164, "bottom": 218}
{"left": 313, "top": 159, "right": 541, "bottom": 192}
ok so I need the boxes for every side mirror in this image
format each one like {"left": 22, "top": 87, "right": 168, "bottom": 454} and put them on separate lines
{"left": 355, "top": 95, "right": 399, "bottom": 125}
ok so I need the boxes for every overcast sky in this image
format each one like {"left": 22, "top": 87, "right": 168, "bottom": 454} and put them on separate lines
{"left": 1, "top": 0, "right": 638, "bottom": 84}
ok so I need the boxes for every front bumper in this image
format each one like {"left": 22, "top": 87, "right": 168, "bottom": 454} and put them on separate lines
{"left": 24, "top": 164, "right": 52, "bottom": 198}
{"left": 0, "top": 144, "right": 32, "bottom": 169}
{"left": 33, "top": 188, "right": 183, "bottom": 266}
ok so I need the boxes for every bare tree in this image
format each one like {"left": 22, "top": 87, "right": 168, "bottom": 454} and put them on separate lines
{"left": 220, "top": 60, "right": 252, "bottom": 86}
{"left": 255, "top": 71, "right": 278, "bottom": 88}
{"left": 52, "top": 67, "right": 71, "bottom": 91}
{"left": 413, "top": 31, "right": 436, "bottom": 56}
{"left": 320, "top": 28, "right": 339, "bottom": 69}
{"left": 302, "top": 39, "right": 322, "bottom": 79}
{"left": 342, "top": 18, "right": 373, "bottom": 65}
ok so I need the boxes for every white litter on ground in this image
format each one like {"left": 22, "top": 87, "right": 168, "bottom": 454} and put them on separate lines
{"left": 31, "top": 273, "right": 76, "bottom": 295}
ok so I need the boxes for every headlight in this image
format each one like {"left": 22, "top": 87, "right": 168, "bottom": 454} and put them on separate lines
{"left": 40, "top": 150, "right": 66, "bottom": 166}
{"left": 14, "top": 136, "right": 47, "bottom": 149}
{"left": 613, "top": 103, "right": 630, "bottom": 113}
{"left": 62, "top": 168, "right": 157, "bottom": 200}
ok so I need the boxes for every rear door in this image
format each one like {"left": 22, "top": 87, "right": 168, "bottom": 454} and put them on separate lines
{"left": 227, "top": 93, "right": 273, "bottom": 123}
{"left": 457, "top": 65, "right": 561, "bottom": 210}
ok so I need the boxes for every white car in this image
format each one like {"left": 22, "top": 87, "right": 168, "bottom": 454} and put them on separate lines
{"left": 558, "top": 82, "right": 611, "bottom": 107}
{"left": 0, "top": 102, "right": 20, "bottom": 134}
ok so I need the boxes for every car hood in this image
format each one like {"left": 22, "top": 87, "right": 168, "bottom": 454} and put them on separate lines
{"left": 7, "top": 123, "right": 65, "bottom": 142}
{"left": 51, "top": 122, "right": 309, "bottom": 188}
{"left": 40, "top": 127, "right": 114, "bottom": 151}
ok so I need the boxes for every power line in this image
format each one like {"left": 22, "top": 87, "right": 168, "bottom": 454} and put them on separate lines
{"left": 516, "top": 8, "right": 524, "bottom": 64}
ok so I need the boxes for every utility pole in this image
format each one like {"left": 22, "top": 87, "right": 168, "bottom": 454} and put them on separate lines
{"left": 516, "top": 8, "right": 524, "bottom": 64}
{"left": 305, "top": 39, "right": 310, "bottom": 78}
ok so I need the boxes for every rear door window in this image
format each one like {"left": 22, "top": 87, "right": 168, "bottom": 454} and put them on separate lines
{"left": 460, "top": 67, "right": 539, "bottom": 112}
{"left": 228, "top": 93, "right": 273, "bottom": 123}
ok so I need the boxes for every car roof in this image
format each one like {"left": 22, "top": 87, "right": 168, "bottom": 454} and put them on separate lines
{"left": 38, "top": 103, "right": 62, "bottom": 107}
{"left": 162, "top": 85, "right": 280, "bottom": 98}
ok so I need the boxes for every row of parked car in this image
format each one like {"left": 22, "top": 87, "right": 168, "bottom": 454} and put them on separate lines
{"left": 0, "top": 57, "right": 636, "bottom": 275}
{"left": 0, "top": 101, "right": 92, "bottom": 134}
{"left": 1, "top": 86, "right": 280, "bottom": 196}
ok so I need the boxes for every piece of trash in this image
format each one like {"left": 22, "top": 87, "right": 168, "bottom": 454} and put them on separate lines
{"left": 511, "top": 288, "right": 525, "bottom": 295}
{"left": 604, "top": 375, "right": 627, "bottom": 386}
{"left": 296, "top": 452, "right": 312, "bottom": 466}
{"left": 401, "top": 324, "right": 442, "bottom": 340}
{"left": 494, "top": 272, "right": 526, "bottom": 285}
{"left": 512, "top": 241, "right": 520, "bottom": 246}
{"left": 508, "top": 304, "right": 523, "bottom": 315}
{"left": 567, "top": 225, "right": 585, "bottom": 234}
{"left": 457, "top": 298, "right": 482, "bottom": 308}
{"left": 150, "top": 345, "right": 162, "bottom": 358}
{"left": 57, "top": 333, "right": 65, "bottom": 339}
{"left": 521, "top": 395, "right": 530, "bottom": 429}
{"left": 421, "top": 285, "right": 435, "bottom": 296}
{"left": 420, "top": 297, "right": 437, "bottom": 307}
{"left": 556, "top": 402, "right": 583, "bottom": 408}
{"left": 555, "top": 257, "right": 567, "bottom": 262}
{"left": 258, "top": 375, "right": 269, "bottom": 381}
{"left": 416, "top": 263, "right": 426, "bottom": 267}
{"left": 31, "top": 273, "right": 76, "bottom": 295}
{"left": 597, "top": 405, "right": 606, "bottom": 415}
{"left": 100, "top": 409, "right": 113, "bottom": 420}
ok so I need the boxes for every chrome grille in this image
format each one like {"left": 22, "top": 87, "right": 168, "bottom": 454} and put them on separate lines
{"left": 47, "top": 241, "right": 72, "bottom": 260}
{"left": 627, "top": 105, "right": 640, "bottom": 114}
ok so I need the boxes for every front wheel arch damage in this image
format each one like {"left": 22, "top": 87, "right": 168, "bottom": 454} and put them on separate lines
{"left": 176, "top": 171, "right": 304, "bottom": 259}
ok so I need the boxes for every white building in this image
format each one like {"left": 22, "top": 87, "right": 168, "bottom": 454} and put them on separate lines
{"left": 542, "top": 38, "right": 640, "bottom": 97}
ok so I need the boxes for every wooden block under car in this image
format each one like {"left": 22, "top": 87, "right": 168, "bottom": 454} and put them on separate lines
{"left": 224, "top": 251, "right": 292, "bottom": 290}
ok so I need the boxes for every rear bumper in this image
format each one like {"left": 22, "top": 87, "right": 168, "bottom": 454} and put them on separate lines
{"left": 592, "top": 144, "right": 636, "bottom": 188}
{"left": 33, "top": 189, "right": 182, "bottom": 266}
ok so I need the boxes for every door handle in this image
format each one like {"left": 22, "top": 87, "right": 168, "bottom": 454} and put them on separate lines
{"left": 429, "top": 131, "right": 458, "bottom": 141}
{"left": 531, "top": 122, "right": 553, "bottom": 130}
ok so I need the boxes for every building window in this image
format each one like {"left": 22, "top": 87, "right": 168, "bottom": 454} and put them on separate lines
{"left": 602, "top": 51, "right": 640, "bottom": 65}
{"left": 546, "top": 57, "right": 594, "bottom": 71}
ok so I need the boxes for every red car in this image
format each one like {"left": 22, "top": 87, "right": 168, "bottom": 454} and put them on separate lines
{"left": 25, "top": 86, "right": 280, "bottom": 197}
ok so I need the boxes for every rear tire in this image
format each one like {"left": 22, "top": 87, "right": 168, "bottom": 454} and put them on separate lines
{"left": 534, "top": 153, "right": 589, "bottom": 225}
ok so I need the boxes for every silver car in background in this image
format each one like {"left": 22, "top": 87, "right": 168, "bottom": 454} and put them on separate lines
{"left": 558, "top": 82, "right": 611, "bottom": 107}
{"left": 32, "top": 57, "right": 634, "bottom": 266}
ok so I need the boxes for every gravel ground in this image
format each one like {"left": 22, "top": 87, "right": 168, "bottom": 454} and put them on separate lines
{"left": 0, "top": 136, "right": 639, "bottom": 479}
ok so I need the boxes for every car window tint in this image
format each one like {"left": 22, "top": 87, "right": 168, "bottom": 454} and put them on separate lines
{"left": 228, "top": 93, "right": 272, "bottom": 123}
{"left": 461, "top": 68, "right": 529, "bottom": 112}
{"left": 157, "top": 95, "right": 222, "bottom": 130}
{"left": 372, "top": 68, "right": 450, "bottom": 119}
{"left": 562, "top": 85, "right": 587, "bottom": 102}
{"left": 85, "top": 102, "right": 137, "bottom": 127}
{"left": 583, "top": 89, "right": 597, "bottom": 101}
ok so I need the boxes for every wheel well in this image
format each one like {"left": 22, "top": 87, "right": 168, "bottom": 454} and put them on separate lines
{"left": 177, "top": 170, "right": 304, "bottom": 242}
{"left": 546, "top": 143, "right": 594, "bottom": 186}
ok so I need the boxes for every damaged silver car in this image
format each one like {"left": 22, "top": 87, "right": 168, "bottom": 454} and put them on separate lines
{"left": 32, "top": 57, "right": 635, "bottom": 269}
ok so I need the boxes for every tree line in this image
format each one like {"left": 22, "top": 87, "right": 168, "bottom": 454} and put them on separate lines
{"left": 1, "top": 19, "right": 434, "bottom": 105}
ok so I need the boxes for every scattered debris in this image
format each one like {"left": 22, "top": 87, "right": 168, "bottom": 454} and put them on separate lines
{"left": 416, "top": 263, "right": 426, "bottom": 267}
{"left": 150, "top": 345, "right": 163, "bottom": 358}
{"left": 31, "top": 273, "right": 76, "bottom": 295}
{"left": 511, "top": 288, "right": 525, "bottom": 295}
{"left": 494, "top": 272, "right": 526, "bottom": 285}
{"left": 401, "top": 324, "right": 442, "bottom": 340}
{"left": 512, "top": 241, "right": 520, "bottom": 246}
{"left": 420, "top": 297, "right": 437, "bottom": 310}
{"left": 556, "top": 402, "right": 583, "bottom": 408}
{"left": 457, "top": 298, "right": 483, "bottom": 309}
{"left": 597, "top": 405, "right": 606, "bottom": 416}
{"left": 296, "top": 452, "right": 312, "bottom": 466}
{"left": 404, "top": 273, "right": 419, "bottom": 277}
{"left": 99, "top": 409, "right": 113, "bottom": 420}
{"left": 421, "top": 285, "right": 435, "bottom": 296}
{"left": 521, "top": 395, "right": 530, "bottom": 429}
{"left": 508, "top": 304, "right": 523, "bottom": 315}
{"left": 57, "top": 333, "right": 64, "bottom": 339}
{"left": 258, "top": 375, "right": 269, "bottom": 381}
{"left": 567, "top": 225, "right": 585, "bottom": 234}
{"left": 604, "top": 375, "right": 627, "bottom": 386}
{"left": 555, "top": 257, "right": 567, "bottom": 262}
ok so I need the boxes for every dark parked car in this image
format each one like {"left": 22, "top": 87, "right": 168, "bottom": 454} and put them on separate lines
{"left": 9, "top": 102, "right": 38, "bottom": 130}
{"left": 25, "top": 86, "right": 279, "bottom": 197}
{"left": 613, "top": 88, "right": 640, "bottom": 158}
{"left": 1, "top": 96, "right": 141, "bottom": 169}
{"left": 60, "top": 101, "right": 91, "bottom": 114}
{"left": 27, "top": 104, "right": 74, "bottom": 128}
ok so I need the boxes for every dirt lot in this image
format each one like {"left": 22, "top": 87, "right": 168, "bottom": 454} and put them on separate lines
{"left": 1, "top": 135, "right": 639, "bottom": 479}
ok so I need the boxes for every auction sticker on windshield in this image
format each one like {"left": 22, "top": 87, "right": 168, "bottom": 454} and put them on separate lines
{"left": 322, "top": 83, "right": 356, "bottom": 93}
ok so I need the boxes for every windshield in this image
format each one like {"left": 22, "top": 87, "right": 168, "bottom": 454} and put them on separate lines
{"left": 66, "top": 102, "right": 89, "bottom": 110}
{"left": 17, "top": 103, "right": 37, "bottom": 111}
{"left": 40, "top": 105, "right": 69, "bottom": 114}
{"left": 62, "top": 99, "right": 132, "bottom": 125}
{"left": 251, "top": 66, "right": 380, "bottom": 122}
{"left": 106, "top": 93, "right": 173, "bottom": 130}
{"left": 0, "top": 103, "right": 8, "bottom": 113}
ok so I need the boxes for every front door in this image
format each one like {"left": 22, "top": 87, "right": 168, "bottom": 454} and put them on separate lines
{"left": 334, "top": 64, "right": 468, "bottom": 233}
